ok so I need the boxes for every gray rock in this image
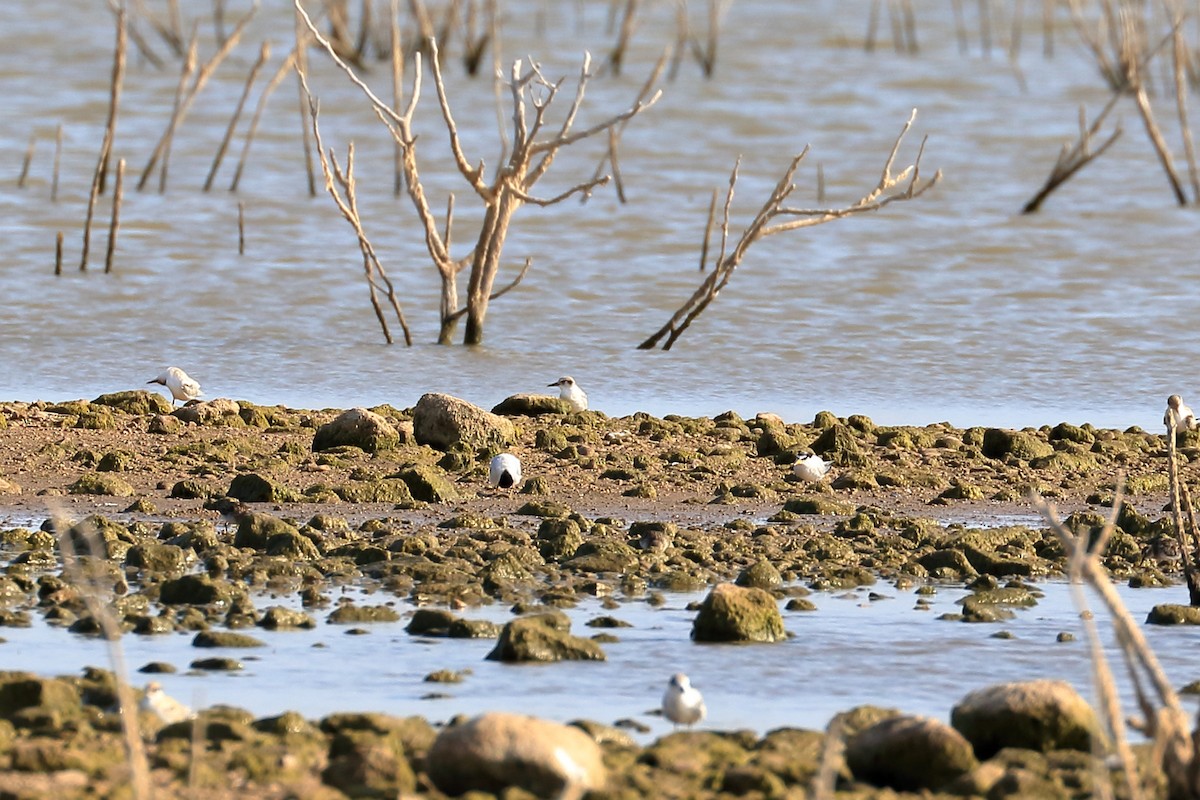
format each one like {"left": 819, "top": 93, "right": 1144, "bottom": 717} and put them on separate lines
{"left": 426, "top": 712, "right": 606, "bottom": 797}
{"left": 691, "top": 582, "right": 786, "bottom": 643}
{"left": 412, "top": 393, "right": 515, "bottom": 452}
{"left": 950, "top": 679, "right": 1097, "bottom": 758}
{"left": 846, "top": 714, "right": 977, "bottom": 791}
{"left": 312, "top": 408, "right": 399, "bottom": 454}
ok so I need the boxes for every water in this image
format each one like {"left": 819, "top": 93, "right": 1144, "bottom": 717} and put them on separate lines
{"left": 1, "top": 2, "right": 1198, "bottom": 430}
{"left": 4, "top": 577, "right": 1200, "bottom": 739}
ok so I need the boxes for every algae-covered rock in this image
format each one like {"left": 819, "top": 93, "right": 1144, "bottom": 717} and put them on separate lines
{"left": 193, "top": 630, "right": 265, "bottom": 648}
{"left": 0, "top": 672, "right": 83, "bottom": 730}
{"left": 258, "top": 606, "right": 316, "bottom": 629}
{"left": 125, "top": 541, "right": 188, "bottom": 574}
{"left": 327, "top": 604, "right": 401, "bottom": 624}
{"left": 846, "top": 714, "right": 977, "bottom": 791}
{"left": 228, "top": 473, "right": 292, "bottom": 503}
{"left": 312, "top": 408, "right": 399, "bottom": 454}
{"left": 68, "top": 472, "right": 135, "bottom": 497}
{"left": 950, "top": 679, "right": 1097, "bottom": 758}
{"left": 426, "top": 712, "right": 606, "bottom": 797}
{"left": 323, "top": 727, "right": 417, "bottom": 798}
{"left": 492, "top": 393, "right": 574, "bottom": 417}
{"left": 396, "top": 466, "right": 458, "bottom": 503}
{"left": 486, "top": 614, "right": 606, "bottom": 662}
{"left": 1146, "top": 604, "right": 1200, "bottom": 625}
{"left": 92, "top": 390, "right": 172, "bottom": 416}
{"left": 233, "top": 513, "right": 300, "bottom": 551}
{"left": 691, "top": 582, "right": 786, "bottom": 643}
{"left": 736, "top": 559, "right": 782, "bottom": 590}
{"left": 566, "top": 540, "right": 638, "bottom": 573}
{"left": 782, "top": 497, "right": 855, "bottom": 516}
{"left": 412, "top": 393, "right": 515, "bottom": 451}
{"left": 159, "top": 574, "right": 237, "bottom": 605}
{"left": 981, "top": 428, "right": 1054, "bottom": 460}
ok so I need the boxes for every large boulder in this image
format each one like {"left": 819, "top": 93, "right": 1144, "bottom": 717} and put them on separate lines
{"left": 486, "top": 613, "right": 606, "bottom": 662}
{"left": 312, "top": 408, "right": 399, "bottom": 454}
{"left": 92, "top": 390, "right": 172, "bottom": 416}
{"left": 425, "top": 712, "right": 606, "bottom": 797}
{"left": 846, "top": 714, "right": 977, "bottom": 791}
{"left": 691, "top": 582, "right": 786, "bottom": 643}
{"left": 950, "top": 680, "right": 1097, "bottom": 758}
{"left": 412, "top": 393, "right": 515, "bottom": 452}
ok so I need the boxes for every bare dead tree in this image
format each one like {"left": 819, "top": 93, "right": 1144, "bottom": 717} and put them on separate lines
{"left": 583, "top": 48, "right": 668, "bottom": 204}
{"left": 296, "top": 1, "right": 662, "bottom": 345}
{"left": 462, "top": 0, "right": 496, "bottom": 75}
{"left": 299, "top": 70, "right": 413, "bottom": 345}
{"left": 1022, "top": 94, "right": 1123, "bottom": 213}
{"left": 82, "top": 5, "right": 127, "bottom": 272}
{"left": 640, "top": 110, "right": 940, "bottom": 351}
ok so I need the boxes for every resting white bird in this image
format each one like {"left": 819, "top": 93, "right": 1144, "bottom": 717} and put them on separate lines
{"left": 548, "top": 376, "right": 588, "bottom": 412}
{"left": 662, "top": 673, "right": 705, "bottom": 729}
{"left": 1165, "top": 394, "right": 1197, "bottom": 432}
{"left": 488, "top": 453, "right": 522, "bottom": 490}
{"left": 792, "top": 454, "right": 832, "bottom": 483}
{"left": 148, "top": 367, "right": 202, "bottom": 406}
{"left": 140, "top": 681, "right": 193, "bottom": 724}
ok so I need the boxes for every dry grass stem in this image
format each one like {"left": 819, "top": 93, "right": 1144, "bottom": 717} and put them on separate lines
{"left": 1022, "top": 94, "right": 1122, "bottom": 213}
{"left": 1034, "top": 487, "right": 1198, "bottom": 799}
{"left": 17, "top": 132, "right": 35, "bottom": 189}
{"left": 640, "top": 109, "right": 940, "bottom": 350}
{"left": 53, "top": 515, "right": 151, "bottom": 800}
{"left": 204, "top": 41, "right": 271, "bottom": 191}
{"left": 300, "top": 72, "right": 414, "bottom": 345}
{"left": 81, "top": 6, "right": 127, "bottom": 272}
{"left": 139, "top": 3, "right": 257, "bottom": 193}
{"left": 104, "top": 158, "right": 126, "bottom": 275}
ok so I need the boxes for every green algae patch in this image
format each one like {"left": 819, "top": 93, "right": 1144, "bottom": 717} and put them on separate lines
{"left": 691, "top": 583, "right": 785, "bottom": 643}
{"left": 92, "top": 390, "right": 172, "bottom": 416}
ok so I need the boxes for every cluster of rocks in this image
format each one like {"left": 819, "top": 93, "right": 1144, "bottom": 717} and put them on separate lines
{"left": 0, "top": 667, "right": 1122, "bottom": 799}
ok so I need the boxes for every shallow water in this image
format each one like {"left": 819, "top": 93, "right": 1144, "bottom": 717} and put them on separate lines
{"left": 2, "top": 2, "right": 1199, "bottom": 429}
{"left": 4, "top": 574, "right": 1199, "bottom": 739}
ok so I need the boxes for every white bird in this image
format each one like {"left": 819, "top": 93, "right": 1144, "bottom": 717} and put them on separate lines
{"left": 792, "top": 454, "right": 832, "bottom": 483}
{"left": 662, "top": 672, "right": 705, "bottom": 729}
{"left": 1165, "top": 394, "right": 1197, "bottom": 432}
{"left": 140, "top": 681, "right": 193, "bottom": 724}
{"left": 148, "top": 367, "right": 202, "bottom": 406}
{"left": 488, "top": 453, "right": 522, "bottom": 490}
{"left": 548, "top": 376, "right": 588, "bottom": 412}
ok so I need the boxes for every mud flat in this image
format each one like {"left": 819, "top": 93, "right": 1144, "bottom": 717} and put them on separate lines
{"left": 0, "top": 391, "right": 1191, "bottom": 798}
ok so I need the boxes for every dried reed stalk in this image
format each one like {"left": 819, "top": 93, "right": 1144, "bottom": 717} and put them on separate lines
{"left": 1022, "top": 94, "right": 1122, "bottom": 213}
{"left": 104, "top": 158, "right": 126, "bottom": 274}
{"left": 204, "top": 41, "right": 271, "bottom": 191}
{"left": 82, "top": 6, "right": 127, "bottom": 272}
{"left": 17, "top": 133, "right": 35, "bottom": 189}
{"left": 55, "top": 231, "right": 63, "bottom": 276}
{"left": 52, "top": 124, "right": 62, "bottom": 202}
{"left": 299, "top": 71, "right": 414, "bottom": 345}
{"left": 1034, "top": 489, "right": 1197, "bottom": 799}
{"left": 53, "top": 515, "right": 151, "bottom": 800}
{"left": 640, "top": 110, "right": 940, "bottom": 350}
{"left": 138, "top": 4, "right": 257, "bottom": 192}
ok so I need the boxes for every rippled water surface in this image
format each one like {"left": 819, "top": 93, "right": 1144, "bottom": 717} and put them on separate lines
{"left": 2, "top": 1, "right": 1199, "bottom": 428}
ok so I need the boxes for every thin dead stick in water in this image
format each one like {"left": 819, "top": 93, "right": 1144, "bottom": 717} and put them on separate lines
{"left": 606, "top": 0, "right": 638, "bottom": 76}
{"left": 104, "top": 158, "right": 126, "bottom": 274}
{"left": 1022, "top": 94, "right": 1122, "bottom": 213}
{"left": 204, "top": 40, "right": 271, "bottom": 191}
{"left": 390, "top": 0, "right": 404, "bottom": 196}
{"left": 82, "top": 6, "right": 127, "bottom": 272}
{"left": 238, "top": 200, "right": 245, "bottom": 255}
{"left": 294, "top": 3, "right": 316, "bottom": 196}
{"left": 53, "top": 515, "right": 151, "bottom": 800}
{"left": 299, "top": 72, "right": 414, "bottom": 345}
{"left": 52, "top": 124, "right": 63, "bottom": 202}
{"left": 55, "top": 231, "right": 63, "bottom": 275}
{"left": 230, "top": 39, "right": 312, "bottom": 192}
{"left": 583, "top": 47, "right": 667, "bottom": 203}
{"left": 1171, "top": 21, "right": 1200, "bottom": 202}
{"left": 17, "top": 133, "right": 35, "bottom": 189}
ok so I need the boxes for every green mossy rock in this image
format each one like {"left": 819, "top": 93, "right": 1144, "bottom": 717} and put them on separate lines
{"left": 228, "top": 473, "right": 292, "bottom": 504}
{"left": 234, "top": 513, "right": 300, "bottom": 551}
{"left": 565, "top": 540, "right": 638, "bottom": 573}
{"left": 736, "top": 559, "right": 782, "bottom": 590}
{"left": 981, "top": 428, "right": 1054, "bottom": 460}
{"left": 327, "top": 604, "right": 401, "bottom": 624}
{"left": 334, "top": 480, "right": 415, "bottom": 504}
{"left": 68, "top": 472, "right": 134, "bottom": 497}
{"left": 412, "top": 393, "right": 515, "bottom": 452}
{"left": 92, "top": 390, "right": 172, "bottom": 416}
{"left": 782, "top": 497, "right": 855, "bottom": 516}
{"left": 170, "top": 479, "right": 210, "bottom": 499}
{"left": 0, "top": 672, "right": 83, "bottom": 730}
{"left": 160, "top": 574, "right": 237, "bottom": 605}
{"left": 492, "top": 393, "right": 574, "bottom": 416}
{"left": 951, "top": 679, "right": 1098, "bottom": 758}
{"left": 323, "top": 728, "right": 417, "bottom": 798}
{"left": 312, "top": 408, "right": 399, "bottom": 454}
{"left": 1146, "top": 604, "right": 1200, "bottom": 625}
{"left": 846, "top": 714, "right": 977, "bottom": 791}
{"left": 125, "top": 541, "right": 188, "bottom": 574}
{"left": 486, "top": 614, "right": 606, "bottom": 662}
{"left": 258, "top": 606, "right": 316, "bottom": 629}
{"left": 193, "top": 630, "right": 265, "bottom": 648}
{"left": 691, "top": 582, "right": 786, "bottom": 643}
{"left": 396, "top": 466, "right": 458, "bottom": 503}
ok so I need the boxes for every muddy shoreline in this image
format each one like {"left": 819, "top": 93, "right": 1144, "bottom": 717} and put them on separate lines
{"left": 0, "top": 391, "right": 1190, "bottom": 798}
